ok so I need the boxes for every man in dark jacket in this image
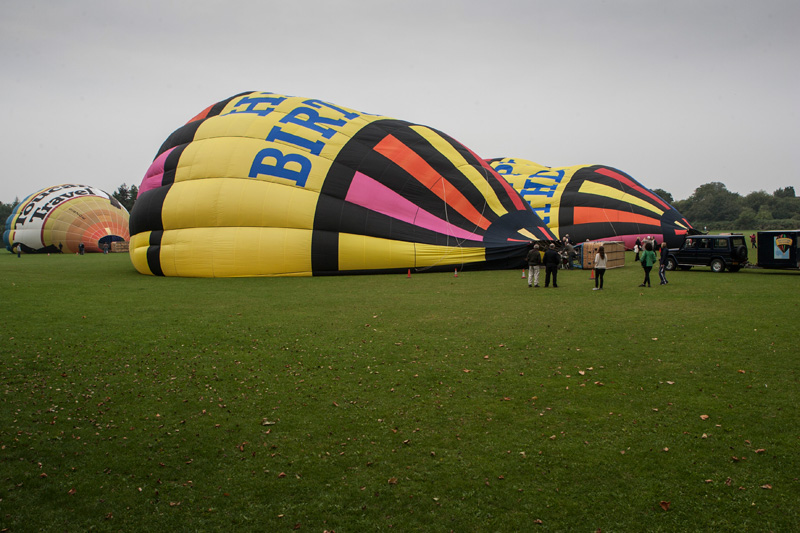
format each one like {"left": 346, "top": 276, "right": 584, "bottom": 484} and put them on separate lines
{"left": 543, "top": 243, "right": 561, "bottom": 288}
{"left": 526, "top": 244, "right": 543, "bottom": 287}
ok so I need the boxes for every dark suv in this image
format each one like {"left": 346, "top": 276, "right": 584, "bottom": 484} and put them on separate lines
{"left": 665, "top": 234, "right": 748, "bottom": 273}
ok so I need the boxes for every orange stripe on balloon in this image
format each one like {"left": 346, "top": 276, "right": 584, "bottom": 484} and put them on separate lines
{"left": 594, "top": 168, "right": 671, "bottom": 210}
{"left": 574, "top": 206, "right": 661, "bottom": 226}
{"left": 186, "top": 104, "right": 215, "bottom": 124}
{"left": 374, "top": 135, "right": 491, "bottom": 230}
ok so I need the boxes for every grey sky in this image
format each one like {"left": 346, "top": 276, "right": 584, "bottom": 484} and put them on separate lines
{"left": 1, "top": 0, "right": 797, "bottom": 205}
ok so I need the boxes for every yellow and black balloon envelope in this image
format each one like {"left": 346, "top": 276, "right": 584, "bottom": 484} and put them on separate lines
{"left": 130, "top": 92, "right": 555, "bottom": 277}
{"left": 3, "top": 184, "right": 130, "bottom": 254}
{"left": 488, "top": 158, "right": 699, "bottom": 249}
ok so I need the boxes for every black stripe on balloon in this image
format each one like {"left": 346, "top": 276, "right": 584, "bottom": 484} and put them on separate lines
{"left": 155, "top": 121, "right": 203, "bottom": 159}
{"left": 386, "top": 125, "right": 508, "bottom": 222}
{"left": 316, "top": 194, "right": 486, "bottom": 248}
{"left": 355, "top": 121, "right": 482, "bottom": 231}
{"left": 310, "top": 228, "right": 339, "bottom": 275}
{"left": 146, "top": 230, "right": 164, "bottom": 277}
{"left": 204, "top": 92, "right": 252, "bottom": 119}
{"left": 161, "top": 144, "right": 188, "bottom": 187}
{"left": 129, "top": 185, "right": 171, "bottom": 234}
{"left": 569, "top": 166, "right": 661, "bottom": 213}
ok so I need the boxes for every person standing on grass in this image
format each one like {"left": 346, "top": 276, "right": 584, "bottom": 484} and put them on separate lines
{"left": 526, "top": 243, "right": 542, "bottom": 288}
{"left": 593, "top": 245, "right": 607, "bottom": 290}
{"left": 639, "top": 241, "right": 657, "bottom": 287}
{"left": 750, "top": 234, "right": 757, "bottom": 248}
{"left": 634, "top": 237, "right": 642, "bottom": 262}
{"left": 543, "top": 243, "right": 561, "bottom": 288}
{"left": 658, "top": 242, "right": 669, "bottom": 285}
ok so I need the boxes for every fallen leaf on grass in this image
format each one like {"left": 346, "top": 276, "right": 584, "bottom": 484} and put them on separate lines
{"left": 659, "top": 501, "right": 671, "bottom": 511}
{"left": 700, "top": 415, "right": 709, "bottom": 420}
{"left": 761, "top": 484, "right": 772, "bottom": 490}
{"left": 755, "top": 448, "right": 766, "bottom": 454}
{"left": 388, "top": 477, "right": 398, "bottom": 485}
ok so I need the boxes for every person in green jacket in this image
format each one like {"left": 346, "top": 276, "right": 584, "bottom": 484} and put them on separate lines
{"left": 639, "top": 242, "right": 657, "bottom": 287}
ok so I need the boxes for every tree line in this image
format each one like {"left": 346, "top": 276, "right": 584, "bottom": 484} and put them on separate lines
{"left": 1, "top": 182, "right": 797, "bottom": 236}
{"left": 652, "top": 184, "right": 799, "bottom": 231}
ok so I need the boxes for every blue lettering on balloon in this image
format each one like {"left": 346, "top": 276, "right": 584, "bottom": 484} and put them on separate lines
{"left": 303, "top": 99, "right": 359, "bottom": 120}
{"left": 522, "top": 170, "right": 565, "bottom": 198}
{"left": 266, "top": 126, "right": 325, "bottom": 156}
{"left": 493, "top": 164, "right": 513, "bottom": 175}
{"left": 228, "top": 95, "right": 287, "bottom": 117}
{"left": 280, "top": 107, "right": 346, "bottom": 140}
{"left": 249, "top": 148, "right": 311, "bottom": 187}
{"left": 532, "top": 204, "right": 551, "bottom": 225}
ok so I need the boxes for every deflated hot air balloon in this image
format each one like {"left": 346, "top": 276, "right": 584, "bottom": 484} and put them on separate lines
{"left": 4, "top": 184, "right": 130, "bottom": 254}
{"left": 487, "top": 158, "right": 698, "bottom": 249}
{"left": 129, "top": 91, "right": 555, "bottom": 277}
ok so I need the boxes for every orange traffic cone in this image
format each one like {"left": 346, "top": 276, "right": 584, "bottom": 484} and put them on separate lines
{"left": 407, "top": 269, "right": 411, "bottom": 278}
{"left": 589, "top": 268, "right": 595, "bottom": 280}
{"left": 521, "top": 269, "right": 526, "bottom": 278}
{"left": 454, "top": 268, "right": 458, "bottom": 278}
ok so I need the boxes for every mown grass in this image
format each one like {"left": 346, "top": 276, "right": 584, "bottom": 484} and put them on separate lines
{"left": 1, "top": 251, "right": 798, "bottom": 532}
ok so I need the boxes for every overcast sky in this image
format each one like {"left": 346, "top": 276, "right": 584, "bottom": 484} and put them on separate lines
{"left": 1, "top": 0, "right": 797, "bottom": 205}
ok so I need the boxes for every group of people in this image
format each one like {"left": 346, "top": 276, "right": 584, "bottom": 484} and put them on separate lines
{"left": 525, "top": 235, "right": 671, "bottom": 290}
{"left": 525, "top": 243, "right": 562, "bottom": 288}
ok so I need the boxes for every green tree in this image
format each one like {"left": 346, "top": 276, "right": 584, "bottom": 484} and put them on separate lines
{"left": 679, "top": 182, "right": 742, "bottom": 222}
{"left": 735, "top": 207, "right": 757, "bottom": 229}
{"left": 112, "top": 184, "right": 137, "bottom": 212}
{"left": 0, "top": 198, "right": 20, "bottom": 235}
{"left": 743, "top": 190, "right": 771, "bottom": 213}
{"left": 773, "top": 186, "right": 796, "bottom": 198}
{"left": 770, "top": 196, "right": 799, "bottom": 219}
{"left": 652, "top": 188, "right": 674, "bottom": 203}
{"left": 756, "top": 204, "right": 773, "bottom": 221}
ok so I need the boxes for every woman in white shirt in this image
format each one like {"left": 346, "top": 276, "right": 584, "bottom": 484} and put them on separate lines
{"left": 593, "top": 245, "right": 607, "bottom": 290}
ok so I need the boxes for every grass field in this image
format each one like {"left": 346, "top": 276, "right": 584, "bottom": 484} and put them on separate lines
{"left": 1, "top": 249, "right": 798, "bottom": 532}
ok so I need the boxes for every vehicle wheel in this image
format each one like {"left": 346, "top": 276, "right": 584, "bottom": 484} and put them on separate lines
{"left": 711, "top": 258, "right": 725, "bottom": 273}
{"left": 665, "top": 257, "right": 677, "bottom": 271}
{"left": 735, "top": 245, "right": 748, "bottom": 261}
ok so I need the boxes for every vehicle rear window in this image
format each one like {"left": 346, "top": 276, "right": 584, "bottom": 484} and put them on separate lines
{"left": 714, "top": 238, "right": 729, "bottom": 249}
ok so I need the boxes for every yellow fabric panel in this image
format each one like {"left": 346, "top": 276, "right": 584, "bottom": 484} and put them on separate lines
{"left": 577, "top": 180, "right": 664, "bottom": 216}
{"left": 171, "top": 136, "right": 334, "bottom": 194}
{"left": 414, "top": 242, "right": 486, "bottom": 267}
{"left": 411, "top": 125, "right": 507, "bottom": 218}
{"left": 158, "top": 227, "right": 312, "bottom": 277}
{"left": 194, "top": 111, "right": 277, "bottom": 143}
{"left": 494, "top": 159, "right": 583, "bottom": 240}
{"left": 194, "top": 93, "right": 391, "bottom": 193}
{"left": 160, "top": 179, "right": 317, "bottom": 231}
{"left": 129, "top": 232, "right": 153, "bottom": 275}
{"left": 337, "top": 233, "right": 485, "bottom": 270}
